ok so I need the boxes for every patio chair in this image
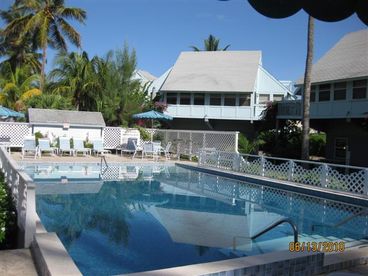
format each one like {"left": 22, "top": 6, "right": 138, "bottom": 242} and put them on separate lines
{"left": 22, "top": 136, "right": 38, "bottom": 159}
{"left": 121, "top": 138, "right": 142, "bottom": 159}
{"left": 59, "top": 137, "right": 74, "bottom": 156}
{"left": 161, "top": 142, "right": 172, "bottom": 160}
{"left": 73, "top": 138, "right": 91, "bottom": 156}
{"left": 38, "top": 138, "right": 56, "bottom": 157}
{"left": 142, "top": 141, "right": 161, "bottom": 160}
{"left": 92, "top": 140, "right": 111, "bottom": 156}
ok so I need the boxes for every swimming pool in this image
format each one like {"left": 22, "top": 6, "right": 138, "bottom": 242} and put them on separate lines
{"left": 24, "top": 163, "right": 368, "bottom": 275}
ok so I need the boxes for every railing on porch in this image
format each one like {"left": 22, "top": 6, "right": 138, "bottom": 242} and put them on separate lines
{"left": 198, "top": 149, "right": 368, "bottom": 196}
{"left": 0, "top": 147, "right": 37, "bottom": 248}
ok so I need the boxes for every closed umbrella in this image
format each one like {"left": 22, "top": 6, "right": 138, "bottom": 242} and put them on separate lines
{"left": 132, "top": 110, "right": 173, "bottom": 141}
{"left": 0, "top": 106, "right": 25, "bottom": 119}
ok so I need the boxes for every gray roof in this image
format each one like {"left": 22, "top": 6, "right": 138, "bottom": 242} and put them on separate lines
{"left": 137, "top": 70, "right": 156, "bottom": 81}
{"left": 28, "top": 108, "right": 106, "bottom": 127}
{"left": 160, "top": 51, "right": 262, "bottom": 92}
{"left": 296, "top": 29, "right": 368, "bottom": 85}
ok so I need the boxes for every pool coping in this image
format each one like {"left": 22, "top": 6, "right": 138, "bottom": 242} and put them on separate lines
{"left": 176, "top": 163, "right": 368, "bottom": 208}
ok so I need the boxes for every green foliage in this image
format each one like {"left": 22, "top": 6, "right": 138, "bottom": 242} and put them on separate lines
{"left": 309, "top": 133, "right": 326, "bottom": 156}
{"left": 135, "top": 126, "right": 150, "bottom": 141}
{"left": 153, "top": 132, "right": 164, "bottom": 142}
{"left": 84, "top": 141, "right": 93, "bottom": 149}
{"left": 191, "top": 34, "right": 230, "bottom": 51}
{"left": 0, "top": 172, "right": 17, "bottom": 249}
{"left": 34, "top": 131, "right": 43, "bottom": 146}
{"left": 25, "top": 93, "right": 74, "bottom": 110}
{"left": 238, "top": 133, "right": 260, "bottom": 154}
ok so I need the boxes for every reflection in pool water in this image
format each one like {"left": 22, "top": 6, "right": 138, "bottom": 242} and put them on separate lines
{"left": 26, "top": 164, "right": 368, "bottom": 275}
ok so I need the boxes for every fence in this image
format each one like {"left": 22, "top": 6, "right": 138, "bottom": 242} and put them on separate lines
{"left": 198, "top": 149, "right": 368, "bottom": 196}
{"left": 0, "top": 147, "right": 37, "bottom": 247}
{"left": 0, "top": 122, "right": 31, "bottom": 147}
{"left": 147, "top": 129, "right": 239, "bottom": 157}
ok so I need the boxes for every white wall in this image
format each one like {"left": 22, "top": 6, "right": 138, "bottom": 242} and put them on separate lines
{"left": 32, "top": 125, "right": 103, "bottom": 143}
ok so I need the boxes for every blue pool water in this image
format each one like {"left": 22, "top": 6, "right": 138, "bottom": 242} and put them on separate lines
{"left": 25, "top": 164, "right": 368, "bottom": 275}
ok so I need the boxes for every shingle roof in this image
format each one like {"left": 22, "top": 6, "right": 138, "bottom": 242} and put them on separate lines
{"left": 296, "top": 29, "right": 368, "bottom": 85}
{"left": 28, "top": 108, "right": 106, "bottom": 127}
{"left": 160, "top": 51, "right": 262, "bottom": 92}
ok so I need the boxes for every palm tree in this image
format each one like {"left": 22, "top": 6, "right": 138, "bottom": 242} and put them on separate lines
{"left": 2, "top": 0, "right": 86, "bottom": 92}
{"left": 25, "top": 93, "right": 73, "bottom": 110}
{"left": 301, "top": 16, "right": 314, "bottom": 160}
{"left": 0, "top": 62, "right": 41, "bottom": 111}
{"left": 191, "top": 34, "right": 230, "bottom": 51}
{"left": 49, "top": 51, "right": 100, "bottom": 111}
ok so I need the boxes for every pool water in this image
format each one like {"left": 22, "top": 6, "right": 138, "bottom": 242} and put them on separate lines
{"left": 26, "top": 164, "right": 368, "bottom": 275}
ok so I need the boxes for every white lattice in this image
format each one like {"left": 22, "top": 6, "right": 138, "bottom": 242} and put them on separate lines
{"left": 293, "top": 164, "right": 322, "bottom": 186}
{"left": 239, "top": 157, "right": 262, "bottom": 175}
{"left": 327, "top": 168, "right": 365, "bottom": 194}
{"left": 264, "top": 160, "right": 289, "bottom": 181}
{"left": 0, "top": 122, "right": 31, "bottom": 146}
{"left": 103, "top": 127, "right": 122, "bottom": 149}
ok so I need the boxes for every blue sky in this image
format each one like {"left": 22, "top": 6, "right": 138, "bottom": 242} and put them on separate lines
{"left": 0, "top": 0, "right": 366, "bottom": 82}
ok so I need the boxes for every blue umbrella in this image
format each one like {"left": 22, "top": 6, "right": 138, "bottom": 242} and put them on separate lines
{"left": 0, "top": 106, "right": 25, "bottom": 118}
{"left": 132, "top": 110, "right": 173, "bottom": 140}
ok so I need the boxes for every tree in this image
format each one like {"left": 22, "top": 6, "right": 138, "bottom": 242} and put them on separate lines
{"left": 301, "top": 16, "right": 314, "bottom": 160}
{"left": 2, "top": 0, "right": 86, "bottom": 92}
{"left": 49, "top": 51, "right": 100, "bottom": 111}
{"left": 0, "top": 62, "right": 40, "bottom": 111}
{"left": 190, "top": 34, "right": 230, "bottom": 51}
{"left": 25, "top": 93, "right": 73, "bottom": 110}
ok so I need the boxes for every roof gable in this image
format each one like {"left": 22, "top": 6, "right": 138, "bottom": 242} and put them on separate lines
{"left": 296, "top": 29, "right": 368, "bottom": 84}
{"left": 160, "top": 51, "right": 262, "bottom": 93}
{"left": 28, "top": 108, "right": 106, "bottom": 127}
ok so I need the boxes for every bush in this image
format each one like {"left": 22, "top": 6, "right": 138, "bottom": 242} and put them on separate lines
{"left": 310, "top": 132, "right": 326, "bottom": 156}
{"left": 238, "top": 133, "right": 260, "bottom": 154}
{"left": 34, "top": 131, "right": 44, "bottom": 146}
{"left": 135, "top": 125, "right": 150, "bottom": 141}
{"left": 0, "top": 173, "right": 17, "bottom": 249}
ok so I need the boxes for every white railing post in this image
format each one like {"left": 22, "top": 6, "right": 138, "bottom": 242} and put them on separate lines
{"left": 321, "top": 164, "right": 329, "bottom": 188}
{"left": 202, "top": 133, "right": 206, "bottom": 149}
{"left": 24, "top": 182, "right": 36, "bottom": 248}
{"left": 288, "top": 160, "right": 295, "bottom": 181}
{"left": 233, "top": 153, "right": 241, "bottom": 172}
{"left": 364, "top": 169, "right": 368, "bottom": 195}
{"left": 235, "top": 131, "right": 239, "bottom": 153}
{"left": 217, "top": 151, "right": 221, "bottom": 168}
{"left": 198, "top": 150, "right": 203, "bottom": 166}
{"left": 260, "top": 156, "right": 266, "bottom": 177}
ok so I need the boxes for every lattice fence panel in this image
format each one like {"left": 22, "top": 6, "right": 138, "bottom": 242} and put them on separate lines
{"left": 0, "top": 122, "right": 31, "bottom": 146}
{"left": 327, "top": 168, "right": 365, "bottom": 194}
{"left": 239, "top": 157, "right": 262, "bottom": 176}
{"left": 204, "top": 132, "right": 236, "bottom": 152}
{"left": 264, "top": 160, "right": 289, "bottom": 181}
{"left": 103, "top": 127, "right": 122, "bottom": 149}
{"left": 293, "top": 164, "right": 322, "bottom": 186}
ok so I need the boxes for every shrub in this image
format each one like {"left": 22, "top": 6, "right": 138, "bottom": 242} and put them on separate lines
{"left": 134, "top": 125, "right": 150, "bottom": 141}
{"left": 310, "top": 132, "right": 326, "bottom": 156}
{"left": 238, "top": 133, "right": 260, "bottom": 154}
{"left": 0, "top": 173, "right": 17, "bottom": 249}
{"left": 34, "top": 131, "right": 44, "bottom": 146}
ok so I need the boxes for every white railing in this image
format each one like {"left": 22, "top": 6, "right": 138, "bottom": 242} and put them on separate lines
{"left": 198, "top": 149, "right": 368, "bottom": 196}
{"left": 0, "top": 147, "right": 37, "bottom": 247}
{"left": 147, "top": 129, "right": 239, "bottom": 158}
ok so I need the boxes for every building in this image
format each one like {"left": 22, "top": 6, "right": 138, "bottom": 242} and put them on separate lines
{"left": 28, "top": 108, "right": 106, "bottom": 142}
{"left": 278, "top": 29, "right": 368, "bottom": 166}
{"left": 157, "top": 51, "right": 291, "bottom": 135}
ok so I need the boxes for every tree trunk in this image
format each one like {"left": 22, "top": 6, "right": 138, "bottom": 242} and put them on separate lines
{"left": 40, "top": 45, "right": 47, "bottom": 93}
{"left": 301, "top": 16, "right": 315, "bottom": 160}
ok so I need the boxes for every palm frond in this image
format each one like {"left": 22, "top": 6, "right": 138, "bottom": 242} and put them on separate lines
{"left": 57, "top": 17, "right": 81, "bottom": 47}
{"left": 58, "top": 7, "right": 86, "bottom": 23}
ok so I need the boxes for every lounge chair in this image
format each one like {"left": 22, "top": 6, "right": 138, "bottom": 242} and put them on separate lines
{"left": 22, "top": 136, "right": 38, "bottom": 159}
{"left": 73, "top": 138, "right": 91, "bottom": 156}
{"left": 142, "top": 141, "right": 161, "bottom": 160}
{"left": 38, "top": 138, "right": 56, "bottom": 157}
{"left": 59, "top": 137, "right": 74, "bottom": 156}
{"left": 92, "top": 140, "right": 111, "bottom": 156}
{"left": 161, "top": 142, "right": 172, "bottom": 160}
{"left": 121, "top": 138, "right": 142, "bottom": 159}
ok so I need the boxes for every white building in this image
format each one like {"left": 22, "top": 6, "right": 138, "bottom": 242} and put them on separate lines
{"left": 157, "top": 51, "right": 291, "bottom": 132}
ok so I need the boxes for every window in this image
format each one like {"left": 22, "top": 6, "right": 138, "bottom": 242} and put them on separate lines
{"left": 333, "top": 82, "right": 346, "bottom": 100}
{"left": 273, "top": 95, "right": 284, "bottom": 102}
{"left": 352, "top": 79, "right": 367, "bottom": 99}
{"left": 179, "top": 93, "right": 191, "bottom": 105}
{"left": 310, "top": 86, "right": 316, "bottom": 102}
{"left": 224, "top": 95, "right": 236, "bottom": 106}
{"left": 259, "top": 94, "right": 270, "bottom": 104}
{"left": 318, "top": 84, "right": 331, "bottom": 101}
{"left": 166, "top": 93, "right": 177, "bottom": 104}
{"left": 335, "top": 138, "right": 348, "bottom": 160}
{"left": 239, "top": 94, "right": 251, "bottom": 106}
{"left": 193, "top": 93, "right": 205, "bottom": 105}
{"left": 210, "top": 94, "right": 221, "bottom": 105}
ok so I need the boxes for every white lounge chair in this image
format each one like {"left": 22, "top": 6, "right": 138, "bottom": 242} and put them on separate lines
{"left": 22, "top": 136, "right": 38, "bottom": 159}
{"left": 161, "top": 142, "right": 172, "bottom": 160}
{"left": 92, "top": 140, "right": 110, "bottom": 156}
{"left": 121, "top": 138, "right": 142, "bottom": 159}
{"left": 142, "top": 141, "right": 161, "bottom": 160}
{"left": 38, "top": 138, "right": 55, "bottom": 157}
{"left": 73, "top": 138, "right": 91, "bottom": 156}
{"left": 59, "top": 137, "right": 74, "bottom": 156}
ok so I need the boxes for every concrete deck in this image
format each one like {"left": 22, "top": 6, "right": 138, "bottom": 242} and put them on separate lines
{"left": 0, "top": 249, "right": 38, "bottom": 276}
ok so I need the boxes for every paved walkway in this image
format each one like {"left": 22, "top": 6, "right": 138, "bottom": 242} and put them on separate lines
{"left": 0, "top": 249, "right": 38, "bottom": 276}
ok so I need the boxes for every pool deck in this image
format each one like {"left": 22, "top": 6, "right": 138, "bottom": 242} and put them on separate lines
{"left": 0, "top": 249, "right": 38, "bottom": 276}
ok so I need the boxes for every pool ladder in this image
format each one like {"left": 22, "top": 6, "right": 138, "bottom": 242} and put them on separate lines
{"left": 251, "top": 218, "right": 299, "bottom": 243}
{"left": 100, "top": 155, "right": 108, "bottom": 175}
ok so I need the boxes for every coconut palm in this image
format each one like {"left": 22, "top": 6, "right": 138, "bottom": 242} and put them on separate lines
{"left": 2, "top": 0, "right": 86, "bottom": 92}
{"left": 49, "top": 51, "right": 100, "bottom": 111}
{"left": 25, "top": 93, "right": 73, "bottom": 110}
{"left": 190, "top": 34, "right": 230, "bottom": 51}
{"left": 0, "top": 62, "right": 41, "bottom": 111}
{"left": 301, "top": 16, "right": 314, "bottom": 160}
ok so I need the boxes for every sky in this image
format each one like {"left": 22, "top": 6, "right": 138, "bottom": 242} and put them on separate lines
{"left": 0, "top": 0, "right": 366, "bottom": 82}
